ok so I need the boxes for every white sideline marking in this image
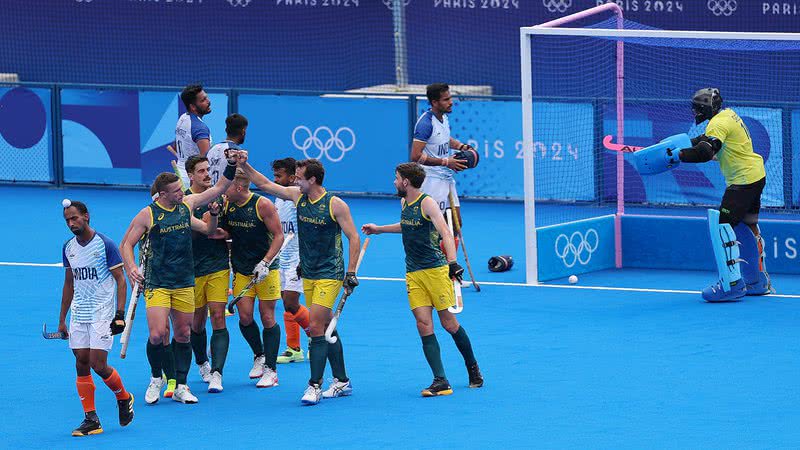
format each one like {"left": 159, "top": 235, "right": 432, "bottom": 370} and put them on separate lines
{"left": 2, "top": 262, "right": 799, "bottom": 299}
{"left": 359, "top": 276, "right": 800, "bottom": 299}
{"left": 0, "top": 261, "right": 63, "bottom": 267}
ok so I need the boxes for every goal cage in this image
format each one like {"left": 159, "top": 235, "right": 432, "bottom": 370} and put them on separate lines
{"left": 520, "top": 4, "right": 800, "bottom": 285}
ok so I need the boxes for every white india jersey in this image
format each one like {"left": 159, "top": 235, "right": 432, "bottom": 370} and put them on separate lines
{"left": 413, "top": 110, "right": 453, "bottom": 181}
{"left": 275, "top": 197, "right": 300, "bottom": 269}
{"left": 62, "top": 232, "right": 124, "bottom": 324}
{"left": 175, "top": 112, "right": 211, "bottom": 166}
{"left": 207, "top": 140, "right": 238, "bottom": 185}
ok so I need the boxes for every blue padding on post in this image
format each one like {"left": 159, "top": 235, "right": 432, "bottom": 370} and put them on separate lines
{"left": 633, "top": 133, "right": 692, "bottom": 175}
{"left": 707, "top": 209, "right": 741, "bottom": 292}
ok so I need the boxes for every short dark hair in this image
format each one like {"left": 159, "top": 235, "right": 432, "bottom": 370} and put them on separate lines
{"left": 296, "top": 159, "right": 325, "bottom": 185}
{"left": 64, "top": 200, "right": 88, "bottom": 215}
{"left": 180, "top": 84, "right": 204, "bottom": 110}
{"left": 153, "top": 172, "right": 180, "bottom": 194}
{"left": 185, "top": 155, "right": 208, "bottom": 174}
{"left": 272, "top": 157, "right": 297, "bottom": 175}
{"left": 225, "top": 113, "right": 248, "bottom": 137}
{"left": 233, "top": 168, "right": 250, "bottom": 187}
{"left": 426, "top": 83, "right": 450, "bottom": 103}
{"left": 396, "top": 162, "right": 426, "bottom": 188}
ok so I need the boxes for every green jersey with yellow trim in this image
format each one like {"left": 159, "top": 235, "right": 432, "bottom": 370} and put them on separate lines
{"left": 223, "top": 193, "right": 277, "bottom": 275}
{"left": 296, "top": 191, "right": 344, "bottom": 280}
{"left": 185, "top": 188, "right": 228, "bottom": 277}
{"left": 146, "top": 201, "right": 194, "bottom": 289}
{"left": 401, "top": 194, "right": 446, "bottom": 273}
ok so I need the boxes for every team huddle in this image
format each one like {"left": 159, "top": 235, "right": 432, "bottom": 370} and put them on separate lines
{"left": 54, "top": 83, "right": 484, "bottom": 436}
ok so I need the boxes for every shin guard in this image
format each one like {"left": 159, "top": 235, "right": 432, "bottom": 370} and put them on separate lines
{"left": 733, "top": 222, "right": 772, "bottom": 295}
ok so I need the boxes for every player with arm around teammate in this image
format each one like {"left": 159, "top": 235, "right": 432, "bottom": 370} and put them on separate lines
{"left": 632, "top": 88, "right": 772, "bottom": 302}
{"left": 271, "top": 158, "right": 310, "bottom": 365}
{"left": 175, "top": 84, "right": 213, "bottom": 187}
{"left": 238, "top": 156, "right": 361, "bottom": 406}
{"left": 361, "top": 163, "right": 483, "bottom": 396}
{"left": 221, "top": 168, "right": 285, "bottom": 388}
{"left": 184, "top": 156, "right": 231, "bottom": 392}
{"left": 58, "top": 200, "right": 134, "bottom": 436}
{"left": 120, "top": 151, "right": 241, "bottom": 404}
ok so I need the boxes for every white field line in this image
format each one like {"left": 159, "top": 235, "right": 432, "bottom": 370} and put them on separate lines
{"left": 359, "top": 276, "right": 800, "bottom": 299}
{"left": 2, "top": 262, "right": 799, "bottom": 299}
{"left": 0, "top": 261, "right": 63, "bottom": 267}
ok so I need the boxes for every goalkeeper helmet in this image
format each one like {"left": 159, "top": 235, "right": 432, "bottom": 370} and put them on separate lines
{"left": 488, "top": 255, "right": 513, "bottom": 272}
{"left": 691, "top": 88, "right": 723, "bottom": 124}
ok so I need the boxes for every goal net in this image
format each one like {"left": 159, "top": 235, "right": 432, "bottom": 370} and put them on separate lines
{"left": 521, "top": 7, "right": 800, "bottom": 283}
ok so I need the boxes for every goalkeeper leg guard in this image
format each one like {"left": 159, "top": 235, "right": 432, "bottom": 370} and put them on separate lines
{"left": 734, "top": 222, "right": 773, "bottom": 296}
{"left": 702, "top": 209, "right": 746, "bottom": 302}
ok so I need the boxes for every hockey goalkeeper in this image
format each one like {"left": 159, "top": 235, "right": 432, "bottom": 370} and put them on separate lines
{"left": 630, "top": 88, "right": 772, "bottom": 302}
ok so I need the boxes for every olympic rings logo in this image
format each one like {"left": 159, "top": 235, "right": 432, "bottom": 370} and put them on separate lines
{"left": 554, "top": 229, "right": 599, "bottom": 268}
{"left": 542, "top": 0, "right": 571, "bottom": 13}
{"left": 291, "top": 126, "right": 356, "bottom": 163}
{"left": 707, "top": 0, "right": 737, "bottom": 16}
{"left": 228, "top": 0, "right": 252, "bottom": 7}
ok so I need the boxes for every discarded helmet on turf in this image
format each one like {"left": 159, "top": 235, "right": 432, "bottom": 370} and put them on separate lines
{"left": 488, "top": 255, "right": 513, "bottom": 272}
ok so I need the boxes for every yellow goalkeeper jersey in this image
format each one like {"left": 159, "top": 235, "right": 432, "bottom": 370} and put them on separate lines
{"left": 705, "top": 108, "right": 766, "bottom": 186}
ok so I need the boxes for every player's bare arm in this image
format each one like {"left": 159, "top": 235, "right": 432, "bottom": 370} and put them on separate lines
{"left": 58, "top": 268, "right": 74, "bottom": 336}
{"left": 411, "top": 139, "right": 467, "bottom": 171}
{"left": 332, "top": 197, "right": 361, "bottom": 273}
{"left": 239, "top": 160, "right": 301, "bottom": 202}
{"left": 423, "top": 196, "right": 457, "bottom": 262}
{"left": 197, "top": 138, "right": 211, "bottom": 157}
{"left": 361, "top": 222, "right": 401, "bottom": 235}
{"left": 184, "top": 151, "right": 239, "bottom": 209}
{"left": 201, "top": 201, "right": 228, "bottom": 239}
{"left": 189, "top": 214, "right": 217, "bottom": 235}
{"left": 258, "top": 197, "right": 285, "bottom": 263}
{"left": 111, "top": 266, "right": 127, "bottom": 312}
{"left": 120, "top": 207, "right": 151, "bottom": 286}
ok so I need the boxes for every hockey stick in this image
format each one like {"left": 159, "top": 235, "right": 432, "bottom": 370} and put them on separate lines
{"left": 120, "top": 233, "right": 150, "bottom": 359}
{"left": 42, "top": 323, "right": 68, "bottom": 340}
{"left": 447, "top": 187, "right": 480, "bottom": 292}
{"left": 324, "top": 237, "right": 370, "bottom": 344}
{"left": 166, "top": 144, "right": 178, "bottom": 158}
{"left": 602, "top": 135, "right": 644, "bottom": 153}
{"left": 227, "top": 233, "right": 295, "bottom": 314}
{"left": 446, "top": 207, "right": 464, "bottom": 314}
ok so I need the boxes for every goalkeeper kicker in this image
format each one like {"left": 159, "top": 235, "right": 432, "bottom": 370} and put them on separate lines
{"left": 627, "top": 88, "right": 773, "bottom": 302}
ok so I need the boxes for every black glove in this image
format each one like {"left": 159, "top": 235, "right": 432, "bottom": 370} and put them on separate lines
{"left": 448, "top": 261, "right": 464, "bottom": 283}
{"left": 296, "top": 264, "right": 302, "bottom": 279}
{"left": 343, "top": 271, "right": 359, "bottom": 294}
{"left": 110, "top": 309, "right": 126, "bottom": 335}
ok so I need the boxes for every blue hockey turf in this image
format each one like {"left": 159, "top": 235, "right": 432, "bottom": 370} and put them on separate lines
{"left": 1, "top": 186, "right": 799, "bottom": 449}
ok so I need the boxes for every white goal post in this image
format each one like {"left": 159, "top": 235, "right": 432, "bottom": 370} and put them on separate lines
{"left": 520, "top": 6, "right": 800, "bottom": 285}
